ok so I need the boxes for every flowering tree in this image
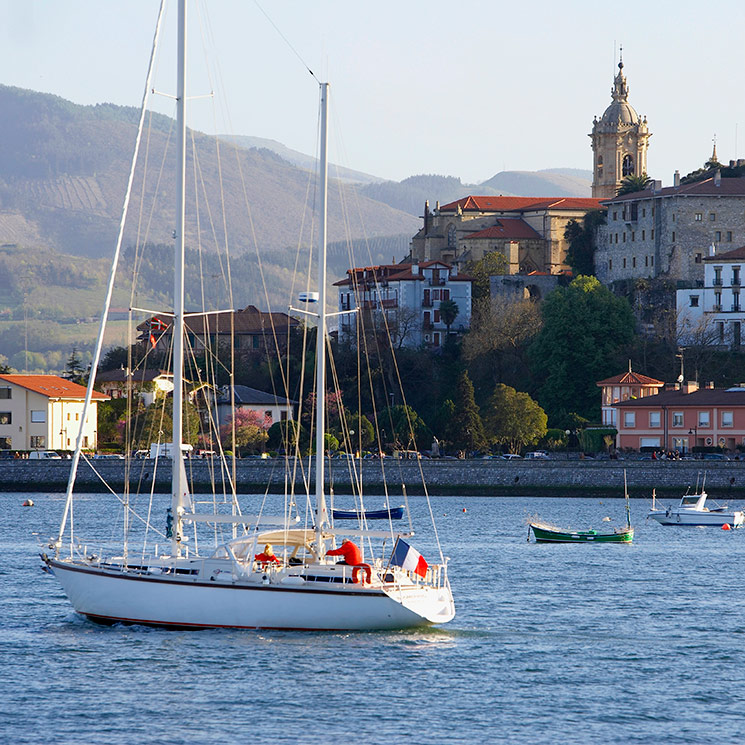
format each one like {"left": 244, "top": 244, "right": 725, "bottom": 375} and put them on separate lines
{"left": 220, "top": 408, "right": 271, "bottom": 455}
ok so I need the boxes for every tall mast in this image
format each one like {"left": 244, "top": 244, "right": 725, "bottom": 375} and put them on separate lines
{"left": 314, "top": 82, "right": 329, "bottom": 557}
{"left": 171, "top": 0, "right": 187, "bottom": 556}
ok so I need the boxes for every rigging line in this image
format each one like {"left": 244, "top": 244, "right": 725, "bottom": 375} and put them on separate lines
{"left": 57, "top": 0, "right": 167, "bottom": 552}
{"left": 252, "top": 0, "right": 319, "bottom": 83}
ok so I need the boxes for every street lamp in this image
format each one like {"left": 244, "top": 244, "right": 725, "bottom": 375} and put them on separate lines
{"left": 688, "top": 426, "right": 698, "bottom": 455}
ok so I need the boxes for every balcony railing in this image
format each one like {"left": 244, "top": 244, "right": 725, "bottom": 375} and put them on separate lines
{"left": 714, "top": 278, "right": 723, "bottom": 286}
{"left": 429, "top": 278, "right": 446, "bottom": 286}
{"left": 422, "top": 298, "right": 433, "bottom": 307}
{"left": 732, "top": 305, "right": 742, "bottom": 313}
{"left": 733, "top": 277, "right": 741, "bottom": 286}
{"left": 713, "top": 304, "right": 722, "bottom": 311}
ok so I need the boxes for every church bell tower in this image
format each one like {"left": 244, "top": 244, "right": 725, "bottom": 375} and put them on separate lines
{"left": 590, "top": 56, "right": 651, "bottom": 198}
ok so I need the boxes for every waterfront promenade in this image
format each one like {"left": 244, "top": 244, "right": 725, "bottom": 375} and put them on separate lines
{"left": 1, "top": 457, "right": 742, "bottom": 497}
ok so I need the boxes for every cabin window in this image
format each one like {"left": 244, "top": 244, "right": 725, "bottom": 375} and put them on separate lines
{"left": 698, "top": 411, "right": 710, "bottom": 427}
{"left": 30, "top": 411, "right": 46, "bottom": 423}
{"left": 672, "top": 412, "right": 684, "bottom": 427}
{"left": 649, "top": 412, "right": 661, "bottom": 428}
{"left": 623, "top": 411, "right": 636, "bottom": 428}
{"left": 722, "top": 411, "right": 734, "bottom": 428}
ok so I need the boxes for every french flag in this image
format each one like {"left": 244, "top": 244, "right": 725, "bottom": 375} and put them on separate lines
{"left": 390, "top": 538, "right": 428, "bottom": 578}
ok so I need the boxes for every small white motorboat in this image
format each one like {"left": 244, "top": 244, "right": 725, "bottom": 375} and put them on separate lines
{"left": 648, "top": 484, "right": 744, "bottom": 527}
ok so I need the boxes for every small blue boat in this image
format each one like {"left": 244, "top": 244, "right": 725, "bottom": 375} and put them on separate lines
{"left": 332, "top": 505, "right": 405, "bottom": 520}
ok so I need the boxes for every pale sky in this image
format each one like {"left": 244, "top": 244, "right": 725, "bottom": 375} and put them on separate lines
{"left": 2, "top": 0, "right": 745, "bottom": 188}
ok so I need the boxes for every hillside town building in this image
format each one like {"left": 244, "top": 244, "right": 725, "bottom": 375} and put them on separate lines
{"left": 596, "top": 368, "right": 664, "bottom": 428}
{"left": 677, "top": 244, "right": 745, "bottom": 349}
{"left": 612, "top": 380, "right": 745, "bottom": 453}
{"left": 0, "top": 374, "right": 108, "bottom": 452}
{"left": 139, "top": 305, "right": 300, "bottom": 355}
{"left": 590, "top": 58, "right": 651, "bottom": 199}
{"left": 595, "top": 174, "right": 745, "bottom": 287}
{"left": 335, "top": 261, "right": 472, "bottom": 349}
{"left": 410, "top": 196, "right": 602, "bottom": 275}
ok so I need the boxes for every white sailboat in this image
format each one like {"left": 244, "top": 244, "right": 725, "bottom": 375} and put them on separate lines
{"left": 42, "top": 0, "right": 454, "bottom": 630}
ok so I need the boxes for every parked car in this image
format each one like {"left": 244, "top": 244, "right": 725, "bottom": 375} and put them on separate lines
{"left": 701, "top": 453, "right": 730, "bottom": 461}
{"left": 28, "top": 450, "right": 62, "bottom": 460}
{"left": 93, "top": 453, "right": 125, "bottom": 460}
{"left": 500, "top": 453, "right": 523, "bottom": 460}
{"left": 525, "top": 451, "right": 549, "bottom": 460}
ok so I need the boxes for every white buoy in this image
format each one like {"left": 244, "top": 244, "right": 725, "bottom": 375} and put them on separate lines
{"left": 23, "top": 499, "right": 34, "bottom": 507}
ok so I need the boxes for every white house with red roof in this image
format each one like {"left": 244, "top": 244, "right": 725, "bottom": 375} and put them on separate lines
{"left": 677, "top": 244, "right": 745, "bottom": 349}
{"left": 0, "top": 374, "right": 109, "bottom": 452}
{"left": 410, "top": 195, "right": 603, "bottom": 275}
{"left": 596, "top": 367, "right": 665, "bottom": 427}
{"left": 334, "top": 261, "right": 472, "bottom": 349}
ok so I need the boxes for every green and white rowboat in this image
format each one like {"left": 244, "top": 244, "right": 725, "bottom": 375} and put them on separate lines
{"left": 529, "top": 523, "right": 634, "bottom": 543}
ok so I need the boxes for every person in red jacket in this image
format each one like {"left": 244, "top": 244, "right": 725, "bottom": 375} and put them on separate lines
{"left": 255, "top": 543, "right": 281, "bottom": 565}
{"left": 326, "top": 539, "right": 362, "bottom": 565}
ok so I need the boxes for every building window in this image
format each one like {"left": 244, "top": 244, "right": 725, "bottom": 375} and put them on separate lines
{"left": 30, "top": 436, "right": 46, "bottom": 449}
{"left": 649, "top": 412, "right": 661, "bottom": 428}
{"left": 642, "top": 230, "right": 646, "bottom": 240}
{"left": 651, "top": 229, "right": 655, "bottom": 239}
{"left": 716, "top": 231, "right": 722, "bottom": 242}
{"left": 609, "top": 259, "right": 613, "bottom": 270}
{"left": 0, "top": 412, "right": 12, "bottom": 425}
{"left": 623, "top": 258, "right": 627, "bottom": 269}
{"left": 642, "top": 208, "right": 646, "bottom": 218}
{"left": 690, "top": 295, "right": 699, "bottom": 307}
{"left": 645, "top": 256, "right": 649, "bottom": 267}
{"left": 264, "top": 411, "right": 272, "bottom": 423}
{"left": 672, "top": 231, "right": 676, "bottom": 242}
{"left": 632, "top": 257, "right": 636, "bottom": 268}
{"left": 714, "top": 267, "right": 722, "bottom": 285}
{"left": 695, "top": 253, "right": 702, "bottom": 263}
{"left": 651, "top": 256, "right": 654, "bottom": 265}
{"left": 613, "top": 211, "right": 617, "bottom": 221}
{"left": 672, "top": 412, "right": 684, "bottom": 427}
{"left": 623, "top": 411, "right": 636, "bottom": 428}
{"left": 698, "top": 411, "right": 710, "bottom": 427}
{"left": 734, "top": 267, "right": 741, "bottom": 286}
{"left": 710, "top": 213, "right": 716, "bottom": 221}
{"left": 695, "top": 213, "right": 702, "bottom": 221}
{"left": 623, "top": 233, "right": 626, "bottom": 243}
{"left": 0, "top": 388, "right": 10, "bottom": 399}
{"left": 727, "top": 231, "right": 733, "bottom": 242}
{"left": 718, "top": 322, "right": 725, "bottom": 342}
{"left": 722, "top": 411, "right": 734, "bottom": 428}
{"left": 622, "top": 154, "right": 635, "bottom": 176}
{"left": 30, "top": 411, "right": 46, "bottom": 423}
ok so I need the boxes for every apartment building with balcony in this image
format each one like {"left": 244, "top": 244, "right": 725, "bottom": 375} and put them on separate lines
{"left": 677, "top": 244, "right": 745, "bottom": 348}
{"left": 335, "top": 261, "right": 472, "bottom": 349}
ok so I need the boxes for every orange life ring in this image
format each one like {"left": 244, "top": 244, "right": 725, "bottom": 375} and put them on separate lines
{"left": 352, "top": 563, "right": 372, "bottom": 584}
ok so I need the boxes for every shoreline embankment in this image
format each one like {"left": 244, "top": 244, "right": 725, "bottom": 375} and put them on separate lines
{"left": 1, "top": 459, "right": 742, "bottom": 497}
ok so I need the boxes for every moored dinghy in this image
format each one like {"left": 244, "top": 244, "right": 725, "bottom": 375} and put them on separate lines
{"left": 647, "top": 475, "right": 744, "bottom": 527}
{"left": 529, "top": 471, "right": 634, "bottom": 543}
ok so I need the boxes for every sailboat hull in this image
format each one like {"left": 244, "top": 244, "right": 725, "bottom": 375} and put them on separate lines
{"left": 48, "top": 559, "right": 455, "bottom": 631}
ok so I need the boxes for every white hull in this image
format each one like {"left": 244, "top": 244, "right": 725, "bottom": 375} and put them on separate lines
{"left": 48, "top": 559, "right": 455, "bottom": 631}
{"left": 648, "top": 509, "right": 744, "bottom": 527}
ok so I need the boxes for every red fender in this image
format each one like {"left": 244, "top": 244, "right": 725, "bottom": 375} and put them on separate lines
{"left": 352, "top": 563, "right": 372, "bottom": 584}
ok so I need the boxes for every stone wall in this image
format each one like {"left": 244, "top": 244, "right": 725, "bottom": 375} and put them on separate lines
{"left": 3, "top": 458, "right": 744, "bottom": 498}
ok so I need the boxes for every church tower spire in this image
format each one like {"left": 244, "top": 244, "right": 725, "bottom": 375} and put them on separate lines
{"left": 590, "top": 55, "right": 651, "bottom": 198}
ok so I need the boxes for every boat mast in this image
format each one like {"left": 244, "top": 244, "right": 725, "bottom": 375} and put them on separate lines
{"left": 171, "top": 0, "right": 187, "bottom": 557}
{"left": 314, "top": 82, "right": 330, "bottom": 558}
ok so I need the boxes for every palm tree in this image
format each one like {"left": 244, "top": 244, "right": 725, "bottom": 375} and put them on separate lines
{"left": 616, "top": 173, "right": 653, "bottom": 196}
{"left": 439, "top": 298, "right": 460, "bottom": 335}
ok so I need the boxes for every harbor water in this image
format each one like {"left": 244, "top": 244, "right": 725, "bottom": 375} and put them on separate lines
{"left": 4, "top": 491, "right": 745, "bottom": 744}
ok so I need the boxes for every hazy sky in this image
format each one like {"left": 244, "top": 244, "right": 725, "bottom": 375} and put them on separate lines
{"left": 2, "top": 0, "right": 745, "bottom": 187}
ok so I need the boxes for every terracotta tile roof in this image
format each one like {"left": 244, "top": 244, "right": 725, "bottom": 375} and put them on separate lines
{"left": 0, "top": 374, "right": 108, "bottom": 400}
{"left": 596, "top": 371, "right": 665, "bottom": 387}
{"left": 335, "top": 261, "right": 473, "bottom": 285}
{"left": 605, "top": 176, "right": 745, "bottom": 204}
{"left": 96, "top": 369, "right": 171, "bottom": 384}
{"left": 138, "top": 305, "right": 299, "bottom": 336}
{"left": 703, "top": 245, "right": 745, "bottom": 261}
{"left": 465, "top": 218, "right": 542, "bottom": 240}
{"left": 438, "top": 195, "right": 603, "bottom": 213}
{"left": 613, "top": 387, "right": 745, "bottom": 408}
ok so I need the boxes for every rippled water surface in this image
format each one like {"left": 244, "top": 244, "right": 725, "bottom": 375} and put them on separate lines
{"left": 4, "top": 491, "right": 745, "bottom": 744}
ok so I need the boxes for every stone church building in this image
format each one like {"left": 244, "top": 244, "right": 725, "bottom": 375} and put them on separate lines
{"left": 590, "top": 58, "right": 651, "bottom": 199}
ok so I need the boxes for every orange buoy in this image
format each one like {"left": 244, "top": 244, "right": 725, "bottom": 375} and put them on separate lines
{"left": 722, "top": 523, "right": 731, "bottom": 531}
{"left": 462, "top": 508, "right": 467, "bottom": 513}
